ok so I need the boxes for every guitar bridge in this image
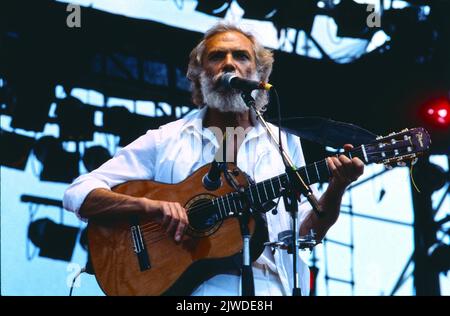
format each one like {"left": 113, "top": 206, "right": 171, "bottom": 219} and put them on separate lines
{"left": 130, "top": 221, "right": 151, "bottom": 271}
{"left": 131, "top": 225, "right": 143, "bottom": 254}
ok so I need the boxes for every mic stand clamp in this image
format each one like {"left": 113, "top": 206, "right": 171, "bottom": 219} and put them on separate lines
{"left": 264, "top": 230, "right": 319, "bottom": 253}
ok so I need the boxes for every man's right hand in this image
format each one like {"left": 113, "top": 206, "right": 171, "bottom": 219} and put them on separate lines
{"left": 77, "top": 189, "right": 189, "bottom": 243}
{"left": 141, "top": 198, "right": 189, "bottom": 243}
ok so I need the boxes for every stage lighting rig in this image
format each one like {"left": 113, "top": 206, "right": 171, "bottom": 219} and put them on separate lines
{"left": 412, "top": 161, "right": 448, "bottom": 193}
{"left": 236, "top": 0, "right": 278, "bottom": 20}
{"left": 0, "top": 131, "right": 36, "bottom": 170}
{"left": 382, "top": 4, "right": 437, "bottom": 61}
{"left": 196, "top": 0, "right": 318, "bottom": 35}
{"left": 268, "top": 0, "right": 318, "bottom": 35}
{"left": 55, "top": 96, "right": 95, "bottom": 141}
{"left": 103, "top": 105, "right": 174, "bottom": 147}
{"left": 10, "top": 79, "right": 53, "bottom": 132}
{"left": 331, "top": 0, "right": 378, "bottom": 39}
{"left": 0, "top": 78, "right": 11, "bottom": 110}
{"left": 82, "top": 145, "right": 111, "bottom": 172}
{"left": 429, "top": 243, "right": 450, "bottom": 274}
{"left": 32, "top": 136, "right": 79, "bottom": 183}
{"left": 102, "top": 105, "right": 136, "bottom": 146}
{"left": 195, "top": 0, "right": 230, "bottom": 18}
{"left": 28, "top": 218, "right": 79, "bottom": 262}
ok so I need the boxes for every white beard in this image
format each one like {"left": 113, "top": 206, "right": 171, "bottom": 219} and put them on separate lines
{"left": 200, "top": 71, "right": 267, "bottom": 113}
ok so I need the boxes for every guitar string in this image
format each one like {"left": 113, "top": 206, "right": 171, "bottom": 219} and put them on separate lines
{"left": 115, "top": 146, "right": 417, "bottom": 243}
{"left": 139, "top": 229, "right": 165, "bottom": 239}
{"left": 140, "top": 231, "right": 162, "bottom": 239}
{"left": 140, "top": 146, "right": 395, "bottom": 230}
{"left": 143, "top": 149, "right": 367, "bottom": 228}
{"left": 192, "top": 158, "right": 334, "bottom": 212}
{"left": 138, "top": 161, "right": 329, "bottom": 231}
{"left": 132, "top": 145, "right": 396, "bottom": 228}
{"left": 139, "top": 225, "right": 163, "bottom": 234}
{"left": 139, "top": 169, "right": 285, "bottom": 229}
{"left": 139, "top": 148, "right": 409, "bottom": 233}
{"left": 138, "top": 147, "right": 395, "bottom": 230}
{"left": 143, "top": 236, "right": 168, "bottom": 245}
{"left": 138, "top": 226, "right": 168, "bottom": 241}
{"left": 146, "top": 143, "right": 413, "bottom": 221}
{"left": 137, "top": 157, "right": 350, "bottom": 230}
{"left": 144, "top": 151, "right": 418, "bottom": 236}
{"left": 131, "top": 146, "right": 415, "bottom": 235}
{"left": 139, "top": 154, "right": 359, "bottom": 228}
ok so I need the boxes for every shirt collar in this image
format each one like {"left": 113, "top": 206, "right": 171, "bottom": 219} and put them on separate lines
{"left": 179, "top": 106, "right": 268, "bottom": 143}
{"left": 246, "top": 109, "right": 267, "bottom": 140}
{"left": 179, "top": 106, "right": 208, "bottom": 136}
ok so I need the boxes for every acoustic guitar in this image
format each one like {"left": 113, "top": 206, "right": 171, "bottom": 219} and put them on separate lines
{"left": 87, "top": 128, "right": 430, "bottom": 295}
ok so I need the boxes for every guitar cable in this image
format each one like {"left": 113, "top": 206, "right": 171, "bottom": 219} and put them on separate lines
{"left": 409, "top": 162, "right": 421, "bottom": 193}
{"left": 68, "top": 266, "right": 87, "bottom": 296}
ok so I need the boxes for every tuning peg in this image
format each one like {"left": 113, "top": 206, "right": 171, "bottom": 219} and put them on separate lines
{"left": 376, "top": 135, "right": 383, "bottom": 140}
{"left": 401, "top": 128, "right": 409, "bottom": 132}
{"left": 397, "top": 161, "right": 407, "bottom": 167}
{"left": 384, "top": 163, "right": 394, "bottom": 170}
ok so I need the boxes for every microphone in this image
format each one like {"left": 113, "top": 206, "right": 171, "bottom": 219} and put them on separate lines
{"left": 202, "top": 160, "right": 222, "bottom": 191}
{"left": 220, "top": 73, "right": 273, "bottom": 92}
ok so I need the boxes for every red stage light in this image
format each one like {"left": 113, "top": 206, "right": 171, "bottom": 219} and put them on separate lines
{"left": 437, "top": 108, "right": 447, "bottom": 119}
{"left": 424, "top": 98, "right": 450, "bottom": 127}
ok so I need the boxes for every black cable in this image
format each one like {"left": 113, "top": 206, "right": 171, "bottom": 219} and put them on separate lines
{"left": 69, "top": 267, "right": 86, "bottom": 296}
{"left": 271, "top": 87, "right": 284, "bottom": 162}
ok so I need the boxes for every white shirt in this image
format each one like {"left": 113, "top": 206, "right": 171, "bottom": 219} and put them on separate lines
{"left": 63, "top": 106, "right": 317, "bottom": 296}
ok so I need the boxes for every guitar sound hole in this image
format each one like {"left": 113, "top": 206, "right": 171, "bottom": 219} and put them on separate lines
{"left": 187, "top": 198, "right": 221, "bottom": 237}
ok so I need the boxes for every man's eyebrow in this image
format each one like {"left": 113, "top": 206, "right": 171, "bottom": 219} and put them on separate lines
{"left": 206, "top": 49, "right": 252, "bottom": 56}
{"left": 206, "top": 49, "right": 225, "bottom": 56}
{"left": 233, "top": 50, "right": 251, "bottom": 56}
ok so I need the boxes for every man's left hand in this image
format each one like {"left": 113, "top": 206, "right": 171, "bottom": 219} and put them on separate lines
{"left": 326, "top": 144, "right": 364, "bottom": 191}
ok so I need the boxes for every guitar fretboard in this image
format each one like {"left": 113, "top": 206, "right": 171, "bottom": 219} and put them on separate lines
{"left": 209, "top": 146, "right": 367, "bottom": 221}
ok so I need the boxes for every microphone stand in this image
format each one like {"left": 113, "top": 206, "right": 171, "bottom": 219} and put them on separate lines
{"left": 222, "top": 167, "right": 255, "bottom": 296}
{"left": 238, "top": 186, "right": 255, "bottom": 296}
{"left": 215, "top": 131, "right": 255, "bottom": 296}
{"left": 282, "top": 171, "right": 302, "bottom": 296}
{"left": 240, "top": 91, "right": 321, "bottom": 296}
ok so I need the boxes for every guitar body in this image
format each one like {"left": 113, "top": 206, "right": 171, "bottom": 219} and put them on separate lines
{"left": 87, "top": 163, "right": 267, "bottom": 296}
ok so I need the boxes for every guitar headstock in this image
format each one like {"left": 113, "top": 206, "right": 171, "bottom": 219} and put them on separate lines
{"left": 364, "top": 128, "right": 431, "bottom": 167}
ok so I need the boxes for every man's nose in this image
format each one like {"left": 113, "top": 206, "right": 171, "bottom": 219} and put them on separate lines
{"left": 222, "top": 53, "right": 236, "bottom": 73}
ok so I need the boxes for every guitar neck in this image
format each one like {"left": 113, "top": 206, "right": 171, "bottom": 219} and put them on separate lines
{"left": 212, "top": 146, "right": 368, "bottom": 220}
{"left": 244, "top": 145, "right": 369, "bottom": 205}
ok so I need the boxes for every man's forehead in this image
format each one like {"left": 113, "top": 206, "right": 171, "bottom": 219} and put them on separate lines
{"left": 204, "top": 31, "right": 254, "bottom": 53}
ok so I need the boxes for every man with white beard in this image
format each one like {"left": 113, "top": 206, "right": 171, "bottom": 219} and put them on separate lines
{"left": 63, "top": 23, "right": 364, "bottom": 296}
